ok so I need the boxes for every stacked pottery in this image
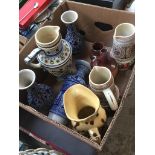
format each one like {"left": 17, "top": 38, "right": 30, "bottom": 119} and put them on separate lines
{"left": 110, "top": 23, "right": 135, "bottom": 70}
{"left": 48, "top": 60, "right": 91, "bottom": 125}
{"left": 90, "top": 42, "right": 118, "bottom": 78}
{"left": 61, "top": 10, "right": 84, "bottom": 54}
{"left": 64, "top": 84, "right": 107, "bottom": 143}
{"left": 89, "top": 66, "right": 119, "bottom": 111}
{"left": 24, "top": 26, "right": 72, "bottom": 77}
{"left": 19, "top": 69, "right": 54, "bottom": 112}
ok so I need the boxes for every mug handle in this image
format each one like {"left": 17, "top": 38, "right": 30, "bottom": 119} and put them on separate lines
{"left": 88, "top": 127, "right": 101, "bottom": 143}
{"left": 24, "top": 48, "right": 42, "bottom": 68}
{"left": 103, "top": 88, "right": 118, "bottom": 111}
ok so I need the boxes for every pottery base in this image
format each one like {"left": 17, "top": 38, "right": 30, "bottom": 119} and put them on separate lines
{"left": 48, "top": 112, "right": 68, "bottom": 125}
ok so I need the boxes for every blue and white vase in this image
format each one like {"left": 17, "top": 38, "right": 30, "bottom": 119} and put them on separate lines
{"left": 19, "top": 69, "right": 54, "bottom": 112}
{"left": 61, "top": 10, "right": 84, "bottom": 54}
{"left": 48, "top": 60, "right": 91, "bottom": 124}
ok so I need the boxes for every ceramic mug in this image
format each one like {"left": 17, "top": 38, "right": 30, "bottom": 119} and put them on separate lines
{"left": 24, "top": 26, "right": 72, "bottom": 77}
{"left": 89, "top": 66, "right": 119, "bottom": 111}
{"left": 19, "top": 69, "right": 35, "bottom": 90}
{"left": 110, "top": 23, "right": 135, "bottom": 70}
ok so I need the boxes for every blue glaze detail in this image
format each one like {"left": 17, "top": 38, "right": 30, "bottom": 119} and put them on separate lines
{"left": 49, "top": 60, "right": 91, "bottom": 120}
{"left": 65, "top": 24, "right": 84, "bottom": 54}
{"left": 27, "top": 83, "right": 54, "bottom": 110}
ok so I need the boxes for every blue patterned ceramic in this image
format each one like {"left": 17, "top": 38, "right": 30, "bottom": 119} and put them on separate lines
{"left": 61, "top": 10, "right": 84, "bottom": 54}
{"left": 19, "top": 69, "right": 54, "bottom": 112}
{"left": 24, "top": 26, "right": 72, "bottom": 77}
{"left": 48, "top": 60, "right": 91, "bottom": 124}
{"left": 19, "top": 140, "right": 29, "bottom": 151}
{"left": 27, "top": 83, "right": 54, "bottom": 111}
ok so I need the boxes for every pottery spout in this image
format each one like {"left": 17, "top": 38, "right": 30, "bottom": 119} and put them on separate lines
{"left": 64, "top": 84, "right": 107, "bottom": 143}
{"left": 113, "top": 23, "right": 135, "bottom": 41}
{"left": 51, "top": 26, "right": 60, "bottom": 36}
{"left": 64, "top": 84, "right": 100, "bottom": 122}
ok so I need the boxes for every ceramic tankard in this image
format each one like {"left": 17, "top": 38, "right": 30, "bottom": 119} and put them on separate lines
{"left": 24, "top": 26, "right": 72, "bottom": 77}
{"left": 110, "top": 23, "right": 135, "bottom": 70}
{"left": 64, "top": 84, "right": 107, "bottom": 143}
{"left": 89, "top": 66, "right": 119, "bottom": 111}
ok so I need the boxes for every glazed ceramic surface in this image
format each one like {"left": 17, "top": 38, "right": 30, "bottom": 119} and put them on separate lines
{"left": 110, "top": 23, "right": 135, "bottom": 70}
{"left": 90, "top": 42, "right": 118, "bottom": 77}
{"left": 24, "top": 26, "right": 72, "bottom": 77}
{"left": 19, "top": 69, "right": 54, "bottom": 111}
{"left": 90, "top": 42, "right": 107, "bottom": 67}
{"left": 19, "top": 148, "right": 63, "bottom": 155}
{"left": 61, "top": 10, "right": 84, "bottom": 54}
{"left": 89, "top": 66, "right": 119, "bottom": 111}
{"left": 48, "top": 60, "right": 91, "bottom": 125}
{"left": 64, "top": 84, "right": 107, "bottom": 143}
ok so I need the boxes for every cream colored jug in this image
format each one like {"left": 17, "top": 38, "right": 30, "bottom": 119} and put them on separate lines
{"left": 64, "top": 84, "right": 107, "bottom": 143}
{"left": 111, "top": 23, "right": 135, "bottom": 70}
{"left": 24, "top": 26, "right": 72, "bottom": 77}
{"left": 89, "top": 66, "right": 119, "bottom": 111}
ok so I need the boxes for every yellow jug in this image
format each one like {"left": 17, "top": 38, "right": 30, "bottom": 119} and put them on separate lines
{"left": 64, "top": 84, "right": 107, "bottom": 143}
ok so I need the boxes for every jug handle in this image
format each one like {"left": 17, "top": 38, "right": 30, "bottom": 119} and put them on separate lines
{"left": 103, "top": 88, "right": 118, "bottom": 111}
{"left": 24, "top": 48, "right": 42, "bottom": 68}
{"left": 88, "top": 127, "right": 101, "bottom": 143}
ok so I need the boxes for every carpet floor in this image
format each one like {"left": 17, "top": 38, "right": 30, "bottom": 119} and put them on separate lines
{"left": 98, "top": 79, "right": 135, "bottom": 155}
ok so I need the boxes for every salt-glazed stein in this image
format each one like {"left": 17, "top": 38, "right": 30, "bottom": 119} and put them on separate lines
{"left": 24, "top": 25, "right": 72, "bottom": 77}
{"left": 89, "top": 66, "right": 119, "bottom": 111}
{"left": 64, "top": 84, "right": 107, "bottom": 143}
{"left": 110, "top": 23, "right": 135, "bottom": 70}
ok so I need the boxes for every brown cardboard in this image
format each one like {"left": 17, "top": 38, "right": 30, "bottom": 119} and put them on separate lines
{"left": 19, "top": 35, "right": 28, "bottom": 52}
{"left": 19, "top": 1, "right": 135, "bottom": 154}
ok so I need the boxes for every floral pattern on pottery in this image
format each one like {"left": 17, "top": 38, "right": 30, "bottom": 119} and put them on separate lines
{"left": 45, "top": 57, "right": 72, "bottom": 77}
{"left": 24, "top": 26, "right": 72, "bottom": 77}
{"left": 111, "top": 23, "right": 135, "bottom": 70}
{"left": 61, "top": 10, "right": 84, "bottom": 54}
{"left": 65, "top": 24, "right": 84, "bottom": 54}
{"left": 27, "top": 83, "right": 54, "bottom": 111}
{"left": 19, "top": 69, "right": 54, "bottom": 112}
{"left": 37, "top": 40, "right": 71, "bottom": 67}
{"left": 48, "top": 60, "right": 91, "bottom": 125}
{"left": 112, "top": 41, "right": 135, "bottom": 59}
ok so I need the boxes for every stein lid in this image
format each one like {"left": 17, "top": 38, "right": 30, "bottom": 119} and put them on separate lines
{"left": 37, "top": 39, "right": 72, "bottom": 68}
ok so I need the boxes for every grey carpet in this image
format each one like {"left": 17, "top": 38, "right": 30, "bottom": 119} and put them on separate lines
{"left": 98, "top": 79, "right": 135, "bottom": 155}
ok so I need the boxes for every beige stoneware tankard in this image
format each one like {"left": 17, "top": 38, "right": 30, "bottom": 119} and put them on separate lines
{"left": 89, "top": 66, "right": 119, "bottom": 111}
{"left": 110, "top": 23, "right": 135, "bottom": 70}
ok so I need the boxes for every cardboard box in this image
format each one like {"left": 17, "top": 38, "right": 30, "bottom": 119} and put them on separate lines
{"left": 19, "top": 1, "right": 135, "bottom": 155}
{"left": 19, "top": 35, "right": 28, "bottom": 52}
{"left": 69, "top": 0, "right": 129, "bottom": 9}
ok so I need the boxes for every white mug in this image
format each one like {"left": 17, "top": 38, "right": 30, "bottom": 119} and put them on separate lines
{"left": 89, "top": 66, "right": 119, "bottom": 111}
